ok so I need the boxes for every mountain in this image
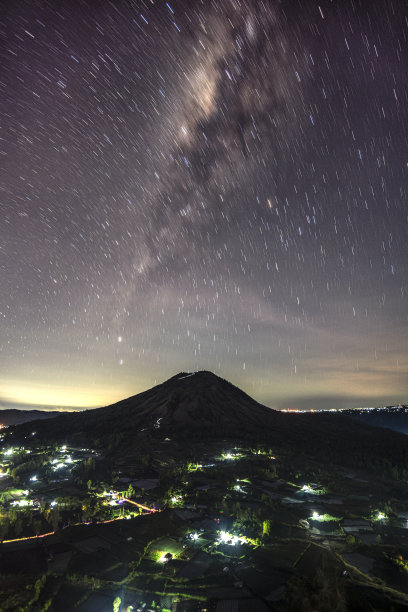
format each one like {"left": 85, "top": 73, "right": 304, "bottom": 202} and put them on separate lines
{"left": 96, "top": 370, "right": 277, "bottom": 428}
{"left": 7, "top": 371, "right": 408, "bottom": 475}
{"left": 346, "top": 405, "right": 408, "bottom": 435}
{"left": 9, "top": 371, "right": 277, "bottom": 442}
{"left": 0, "top": 409, "right": 64, "bottom": 427}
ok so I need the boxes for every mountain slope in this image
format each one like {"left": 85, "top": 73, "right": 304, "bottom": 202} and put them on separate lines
{"left": 96, "top": 370, "right": 276, "bottom": 429}
{"left": 347, "top": 406, "right": 408, "bottom": 435}
{"left": 10, "top": 371, "right": 277, "bottom": 443}
{"left": 7, "top": 372, "right": 408, "bottom": 476}
{"left": 0, "top": 409, "right": 63, "bottom": 427}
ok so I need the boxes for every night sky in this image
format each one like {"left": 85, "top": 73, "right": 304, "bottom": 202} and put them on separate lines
{"left": 1, "top": 0, "right": 407, "bottom": 412}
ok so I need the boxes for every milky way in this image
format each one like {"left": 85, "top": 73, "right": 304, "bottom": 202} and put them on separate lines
{"left": 1, "top": 0, "right": 407, "bottom": 410}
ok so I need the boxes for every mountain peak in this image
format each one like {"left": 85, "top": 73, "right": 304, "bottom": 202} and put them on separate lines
{"left": 10, "top": 371, "right": 276, "bottom": 444}
{"left": 170, "top": 370, "right": 220, "bottom": 382}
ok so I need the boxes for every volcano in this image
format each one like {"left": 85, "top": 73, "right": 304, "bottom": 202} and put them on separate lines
{"left": 8, "top": 372, "right": 408, "bottom": 473}
{"left": 11, "top": 371, "right": 278, "bottom": 444}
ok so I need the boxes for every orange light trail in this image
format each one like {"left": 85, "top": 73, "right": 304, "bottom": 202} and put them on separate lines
{"left": 2, "top": 501, "right": 157, "bottom": 544}
{"left": 3, "top": 531, "right": 54, "bottom": 544}
{"left": 122, "top": 497, "right": 156, "bottom": 512}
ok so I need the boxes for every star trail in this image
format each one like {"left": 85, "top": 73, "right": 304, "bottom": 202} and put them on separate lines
{"left": 1, "top": 0, "right": 407, "bottom": 411}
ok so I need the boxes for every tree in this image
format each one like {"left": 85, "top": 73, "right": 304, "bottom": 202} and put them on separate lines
{"left": 14, "top": 517, "right": 23, "bottom": 538}
{"left": 32, "top": 517, "right": 42, "bottom": 535}
{"left": 0, "top": 518, "right": 10, "bottom": 541}
{"left": 50, "top": 507, "right": 60, "bottom": 530}
{"left": 262, "top": 519, "right": 271, "bottom": 537}
{"left": 126, "top": 484, "right": 135, "bottom": 499}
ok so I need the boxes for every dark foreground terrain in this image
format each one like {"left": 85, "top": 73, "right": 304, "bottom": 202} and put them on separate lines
{"left": 1, "top": 372, "right": 407, "bottom": 611}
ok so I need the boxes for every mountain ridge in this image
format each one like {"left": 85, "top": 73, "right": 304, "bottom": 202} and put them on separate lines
{"left": 0, "top": 408, "right": 66, "bottom": 427}
{"left": 7, "top": 370, "right": 277, "bottom": 442}
{"left": 6, "top": 371, "right": 408, "bottom": 478}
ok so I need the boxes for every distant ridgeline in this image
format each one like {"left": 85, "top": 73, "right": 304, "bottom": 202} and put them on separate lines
{"left": 4, "top": 373, "right": 408, "bottom": 481}
{"left": 0, "top": 409, "right": 63, "bottom": 427}
{"left": 345, "top": 406, "right": 408, "bottom": 436}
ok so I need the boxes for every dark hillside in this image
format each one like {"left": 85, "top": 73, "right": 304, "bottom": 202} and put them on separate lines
{"left": 346, "top": 406, "right": 408, "bottom": 436}
{"left": 0, "top": 409, "right": 63, "bottom": 427}
{"left": 9, "top": 371, "right": 277, "bottom": 442}
{"left": 7, "top": 372, "right": 408, "bottom": 477}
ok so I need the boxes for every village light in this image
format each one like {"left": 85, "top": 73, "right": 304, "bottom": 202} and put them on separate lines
{"left": 312, "top": 512, "right": 320, "bottom": 520}
{"left": 219, "top": 531, "right": 230, "bottom": 543}
{"left": 217, "top": 530, "right": 246, "bottom": 545}
{"left": 158, "top": 553, "right": 172, "bottom": 563}
{"left": 30, "top": 475, "right": 37, "bottom": 481}
{"left": 12, "top": 499, "right": 31, "bottom": 507}
{"left": 377, "top": 512, "right": 386, "bottom": 520}
{"left": 5, "top": 448, "right": 14, "bottom": 456}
